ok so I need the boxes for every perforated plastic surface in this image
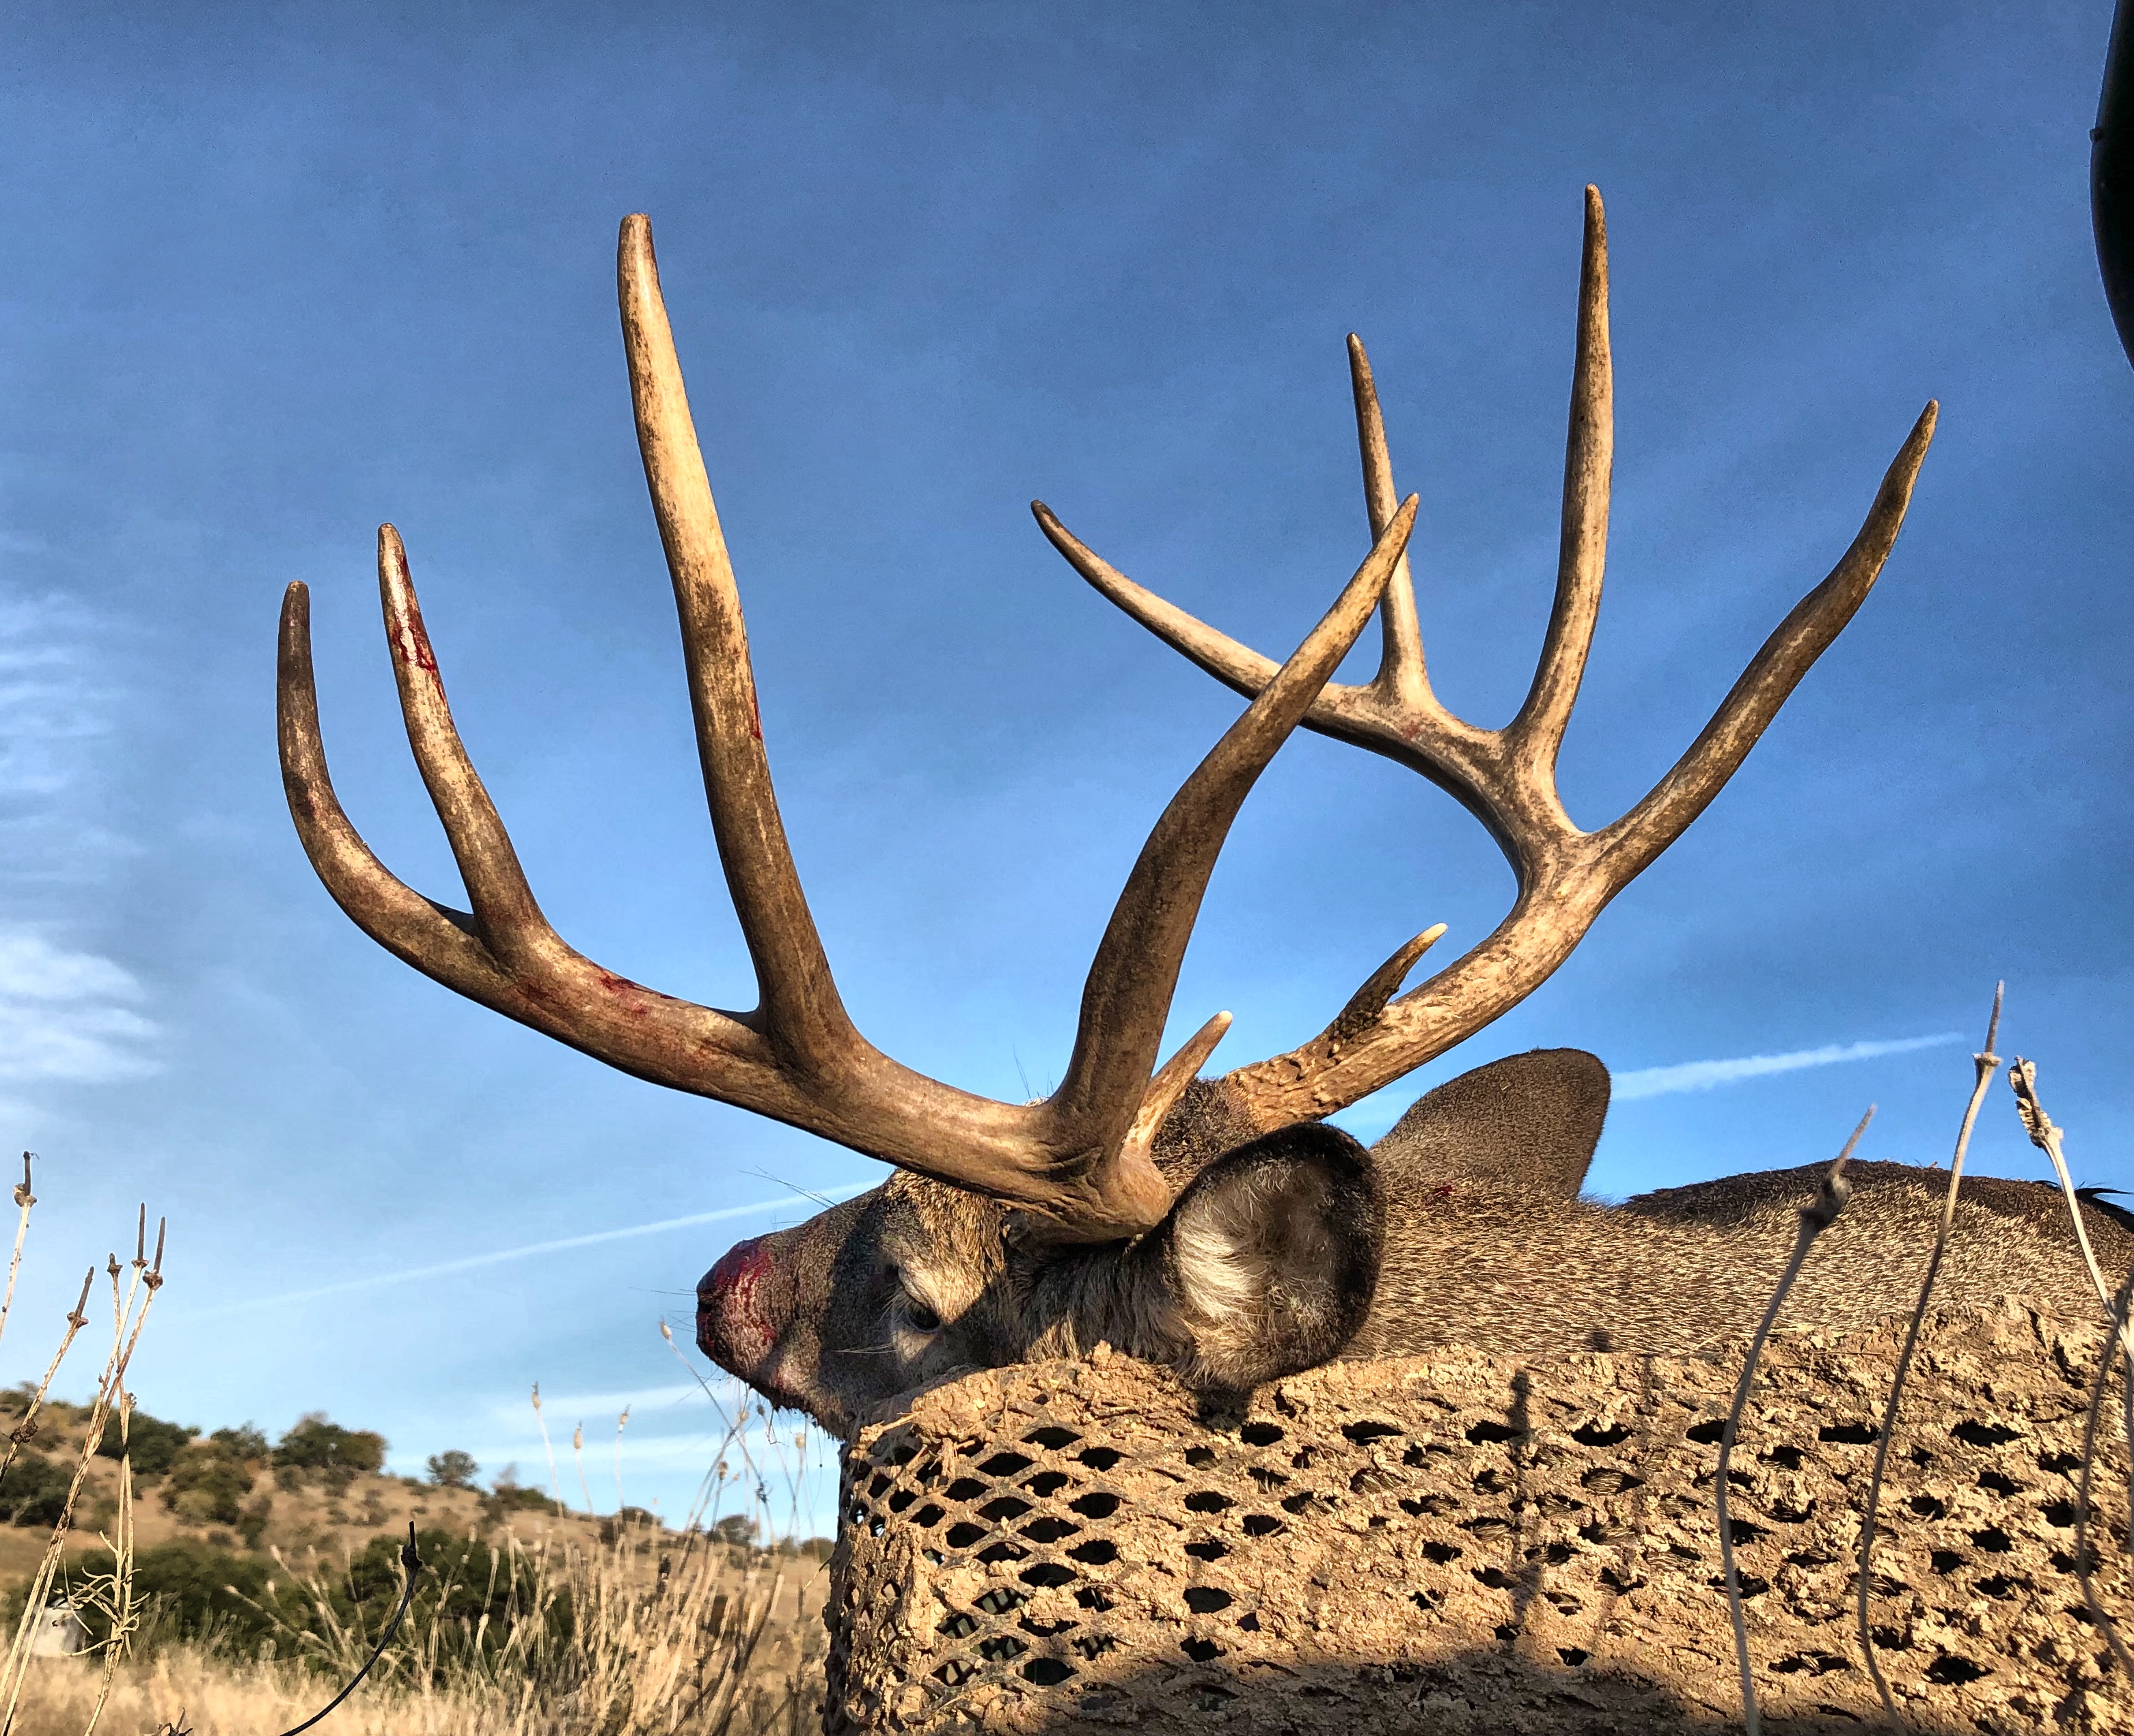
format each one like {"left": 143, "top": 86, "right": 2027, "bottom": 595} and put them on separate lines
{"left": 824, "top": 1304, "right": 2134, "bottom": 1733}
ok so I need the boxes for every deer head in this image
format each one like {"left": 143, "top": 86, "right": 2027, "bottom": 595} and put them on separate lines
{"left": 280, "top": 192, "right": 1934, "bottom": 1435}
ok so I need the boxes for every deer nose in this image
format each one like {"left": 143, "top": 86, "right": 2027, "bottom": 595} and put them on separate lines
{"left": 698, "top": 1235, "right": 789, "bottom": 1379}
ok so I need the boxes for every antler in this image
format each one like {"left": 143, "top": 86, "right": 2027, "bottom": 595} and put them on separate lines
{"left": 278, "top": 214, "right": 1418, "bottom": 1240}
{"left": 1039, "top": 186, "right": 1938, "bottom": 1130}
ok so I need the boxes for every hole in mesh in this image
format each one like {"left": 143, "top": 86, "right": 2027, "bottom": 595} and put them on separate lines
{"left": 1184, "top": 1491, "right": 1234, "bottom": 1514}
{"left": 1977, "top": 1470, "right": 2021, "bottom": 1496}
{"left": 887, "top": 1488, "right": 917, "bottom": 1513}
{"left": 1186, "top": 1540, "right": 1229, "bottom": 1562}
{"left": 1071, "top": 1632, "right": 1117, "bottom": 1659}
{"left": 1909, "top": 1493, "right": 1946, "bottom": 1519}
{"left": 1818, "top": 1422, "right": 1878, "bottom": 1445}
{"left": 1068, "top": 1539, "right": 1118, "bottom": 1565}
{"left": 1558, "top": 1647, "right": 1589, "bottom": 1667}
{"left": 934, "top": 1659, "right": 979, "bottom": 1687}
{"left": 1544, "top": 1543, "right": 1574, "bottom": 1565}
{"left": 1774, "top": 1653, "right": 1851, "bottom": 1676}
{"left": 1460, "top": 1517, "right": 1510, "bottom": 1538}
{"left": 1021, "top": 1562, "right": 1077, "bottom": 1588}
{"left": 1924, "top": 1655, "right": 1991, "bottom": 1685}
{"left": 1473, "top": 1468, "right": 1506, "bottom": 1494}
{"left": 2044, "top": 1499, "right": 2078, "bottom": 1527}
{"left": 979, "top": 1496, "right": 1032, "bottom": 1523}
{"left": 1240, "top": 1422, "right": 1284, "bottom": 1447}
{"left": 847, "top": 1503, "right": 867, "bottom": 1526}
{"left": 1078, "top": 1446, "right": 1122, "bottom": 1472}
{"left": 1069, "top": 1491, "right": 1119, "bottom": 1519}
{"left": 1770, "top": 1500, "right": 1814, "bottom": 1524}
{"left": 1022, "top": 1657, "right": 1075, "bottom": 1686}
{"left": 979, "top": 1452, "right": 1034, "bottom": 1478}
{"left": 867, "top": 1472, "right": 892, "bottom": 1498}
{"left": 1020, "top": 1614, "right": 1076, "bottom": 1638}
{"left": 1930, "top": 1550, "right": 1964, "bottom": 1575}
{"left": 1465, "top": 1420, "right": 1520, "bottom": 1444}
{"left": 1280, "top": 1491, "right": 1324, "bottom": 1515}
{"left": 977, "top": 1541, "right": 1029, "bottom": 1564}
{"left": 1708, "top": 1574, "right": 1770, "bottom": 1599}
{"left": 2040, "top": 1450, "right": 2081, "bottom": 1475}
{"left": 1354, "top": 1465, "right": 1404, "bottom": 1496}
{"left": 1492, "top": 1624, "right": 1519, "bottom": 1644}
{"left": 939, "top": 1611, "right": 979, "bottom": 1640}
{"left": 1952, "top": 1420, "right": 2019, "bottom": 1448}
{"left": 976, "top": 1634, "right": 1027, "bottom": 1663}
{"left": 1024, "top": 1427, "right": 1079, "bottom": 1450}
{"left": 1238, "top": 1611, "right": 1261, "bottom": 1631}
{"left": 974, "top": 1586, "right": 1026, "bottom": 1616}
{"left": 1581, "top": 1467, "right": 1639, "bottom": 1494}
{"left": 1184, "top": 1445, "right": 1217, "bottom": 1467}
{"left": 1571, "top": 1422, "right": 1630, "bottom": 1447}
{"left": 1975, "top": 1574, "right": 2027, "bottom": 1599}
{"left": 1341, "top": 1420, "right": 1402, "bottom": 1444}
{"left": 1766, "top": 1444, "right": 1804, "bottom": 1470}
{"left": 1024, "top": 1470, "right": 1071, "bottom": 1498}
{"left": 912, "top": 1502, "right": 944, "bottom": 1528}
{"left": 1074, "top": 1586, "right": 1114, "bottom": 1612}
{"left": 1184, "top": 1587, "right": 1233, "bottom": 1613}
{"left": 1249, "top": 1465, "right": 1291, "bottom": 1490}
{"left": 1685, "top": 1420, "right": 1727, "bottom": 1446}
{"left": 1970, "top": 1527, "right": 2014, "bottom": 1554}
{"left": 944, "top": 1478, "right": 987, "bottom": 1502}
{"left": 1473, "top": 1566, "right": 1514, "bottom": 1589}
{"left": 944, "top": 1523, "right": 986, "bottom": 1549}
{"left": 1181, "top": 1638, "right": 1224, "bottom": 1662}
{"left": 1242, "top": 1514, "right": 1283, "bottom": 1537}
{"left": 1726, "top": 1518, "right": 1767, "bottom": 1545}
{"left": 1423, "top": 1541, "right": 1463, "bottom": 1564}
{"left": 1021, "top": 1517, "right": 1080, "bottom": 1543}
{"left": 868, "top": 1515, "right": 885, "bottom": 1537}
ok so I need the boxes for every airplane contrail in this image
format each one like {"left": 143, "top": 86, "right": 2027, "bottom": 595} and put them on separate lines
{"left": 1612, "top": 1032, "right": 1964, "bottom": 1101}
{"left": 174, "top": 1183, "right": 874, "bottom": 1319}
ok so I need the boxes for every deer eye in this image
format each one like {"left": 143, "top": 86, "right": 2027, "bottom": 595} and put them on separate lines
{"left": 897, "top": 1293, "right": 942, "bottom": 1334}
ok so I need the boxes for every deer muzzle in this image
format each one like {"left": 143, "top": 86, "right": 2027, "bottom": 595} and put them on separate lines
{"left": 698, "top": 1233, "right": 796, "bottom": 1390}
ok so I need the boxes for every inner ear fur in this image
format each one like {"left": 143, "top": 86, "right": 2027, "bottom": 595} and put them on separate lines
{"left": 1371, "top": 1047, "right": 1609, "bottom": 1199}
{"left": 1160, "top": 1122, "right": 1384, "bottom": 1391}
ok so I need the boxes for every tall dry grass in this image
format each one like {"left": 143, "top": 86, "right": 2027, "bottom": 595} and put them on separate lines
{"left": 8, "top": 1524, "right": 823, "bottom": 1736}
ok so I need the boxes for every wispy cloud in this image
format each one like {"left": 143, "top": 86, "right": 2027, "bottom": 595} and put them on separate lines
{"left": 0, "top": 929, "right": 158, "bottom": 1083}
{"left": 176, "top": 1183, "right": 876, "bottom": 1319}
{"left": 1613, "top": 1033, "right": 1965, "bottom": 1102}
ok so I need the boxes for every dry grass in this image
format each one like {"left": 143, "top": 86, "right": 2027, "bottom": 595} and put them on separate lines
{"left": 8, "top": 1524, "right": 824, "bottom": 1735}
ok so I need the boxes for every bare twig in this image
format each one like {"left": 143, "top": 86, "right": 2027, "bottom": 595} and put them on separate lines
{"left": 1856, "top": 984, "right": 2000, "bottom": 1721}
{"left": 0, "top": 1154, "right": 38, "bottom": 1363}
{"left": 1719, "top": 1109, "right": 1868, "bottom": 1736}
{"left": 530, "top": 1383, "right": 564, "bottom": 1510}
{"left": 2008, "top": 1059, "right": 2134, "bottom": 1358}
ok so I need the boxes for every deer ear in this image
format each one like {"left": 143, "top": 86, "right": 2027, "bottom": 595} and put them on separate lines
{"left": 1155, "top": 1123, "right": 1383, "bottom": 1391}
{"left": 1372, "top": 1047, "right": 1609, "bottom": 1198}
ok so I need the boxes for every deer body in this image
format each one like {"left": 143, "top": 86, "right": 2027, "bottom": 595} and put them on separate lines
{"left": 278, "top": 191, "right": 2055, "bottom": 1448}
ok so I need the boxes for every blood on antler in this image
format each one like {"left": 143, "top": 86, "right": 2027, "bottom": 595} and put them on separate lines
{"left": 277, "top": 214, "right": 1418, "bottom": 1241}
{"left": 1039, "top": 186, "right": 1938, "bottom": 1132}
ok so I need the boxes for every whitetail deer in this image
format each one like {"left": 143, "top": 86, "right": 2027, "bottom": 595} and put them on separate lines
{"left": 280, "top": 193, "right": 2129, "bottom": 1437}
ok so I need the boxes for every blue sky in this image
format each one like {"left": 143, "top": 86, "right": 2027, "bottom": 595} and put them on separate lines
{"left": 1, "top": 2, "right": 2130, "bottom": 1527}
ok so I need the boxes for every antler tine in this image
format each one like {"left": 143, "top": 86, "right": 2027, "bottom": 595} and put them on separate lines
{"left": 374, "top": 526, "right": 551, "bottom": 965}
{"left": 1508, "top": 184, "right": 1611, "bottom": 770}
{"left": 618, "top": 215, "right": 856, "bottom": 1070}
{"left": 1346, "top": 335, "right": 1429, "bottom": 711}
{"left": 278, "top": 581, "right": 518, "bottom": 1006}
{"left": 1594, "top": 400, "right": 1939, "bottom": 883}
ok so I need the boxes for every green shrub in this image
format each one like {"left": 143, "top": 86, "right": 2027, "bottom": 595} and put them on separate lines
{"left": 273, "top": 1414, "right": 385, "bottom": 1474}
{"left": 210, "top": 1423, "right": 269, "bottom": 1460}
{"left": 161, "top": 1441, "right": 256, "bottom": 1526}
{"left": 97, "top": 1409, "right": 197, "bottom": 1478}
{"left": 483, "top": 1484, "right": 562, "bottom": 1520}
{"left": 425, "top": 1449, "right": 478, "bottom": 1489}
{"left": 0, "top": 1450, "right": 72, "bottom": 1528}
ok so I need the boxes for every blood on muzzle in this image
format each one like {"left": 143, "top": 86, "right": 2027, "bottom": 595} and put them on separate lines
{"left": 698, "top": 1233, "right": 794, "bottom": 1380}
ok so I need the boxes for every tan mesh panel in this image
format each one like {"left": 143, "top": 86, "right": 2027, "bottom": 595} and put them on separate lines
{"left": 824, "top": 1304, "right": 2133, "bottom": 1733}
